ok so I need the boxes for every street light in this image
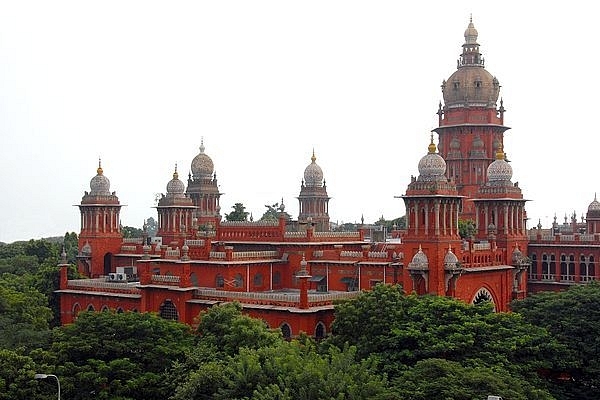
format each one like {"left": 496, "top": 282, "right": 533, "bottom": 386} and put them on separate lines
{"left": 34, "top": 373, "right": 61, "bottom": 399}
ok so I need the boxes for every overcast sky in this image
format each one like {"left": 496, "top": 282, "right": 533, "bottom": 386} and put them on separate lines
{"left": 0, "top": 1, "right": 597, "bottom": 243}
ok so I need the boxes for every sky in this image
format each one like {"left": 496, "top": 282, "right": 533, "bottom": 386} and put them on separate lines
{"left": 0, "top": 1, "right": 598, "bottom": 243}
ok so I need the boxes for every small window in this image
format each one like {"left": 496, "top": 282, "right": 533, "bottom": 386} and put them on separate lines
{"left": 159, "top": 300, "right": 179, "bottom": 321}
{"left": 280, "top": 323, "right": 292, "bottom": 340}
{"left": 253, "top": 273, "right": 263, "bottom": 287}
{"left": 216, "top": 274, "right": 224, "bottom": 288}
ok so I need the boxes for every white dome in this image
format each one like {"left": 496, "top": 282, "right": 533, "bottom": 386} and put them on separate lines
{"left": 304, "top": 152, "right": 324, "bottom": 187}
{"left": 417, "top": 141, "right": 446, "bottom": 181}
{"left": 166, "top": 167, "right": 185, "bottom": 196}
{"left": 191, "top": 141, "right": 214, "bottom": 179}
{"left": 409, "top": 246, "right": 429, "bottom": 269}
{"left": 487, "top": 151, "right": 513, "bottom": 182}
{"left": 90, "top": 163, "right": 110, "bottom": 195}
{"left": 444, "top": 248, "right": 459, "bottom": 265}
{"left": 588, "top": 194, "right": 600, "bottom": 212}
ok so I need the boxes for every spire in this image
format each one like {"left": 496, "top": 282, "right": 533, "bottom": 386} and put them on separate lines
{"left": 460, "top": 16, "right": 483, "bottom": 67}
{"left": 428, "top": 132, "right": 437, "bottom": 153}
{"left": 97, "top": 157, "right": 103, "bottom": 175}
{"left": 173, "top": 163, "right": 179, "bottom": 179}
{"left": 311, "top": 148, "right": 316, "bottom": 163}
{"left": 200, "top": 137, "right": 205, "bottom": 153}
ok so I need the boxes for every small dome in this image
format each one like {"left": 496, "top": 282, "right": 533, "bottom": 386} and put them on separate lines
{"left": 191, "top": 140, "right": 214, "bottom": 179}
{"left": 90, "top": 160, "right": 111, "bottom": 195}
{"left": 450, "top": 137, "right": 461, "bottom": 150}
{"left": 464, "top": 18, "right": 478, "bottom": 44}
{"left": 417, "top": 139, "right": 446, "bottom": 181}
{"left": 166, "top": 165, "right": 185, "bottom": 196}
{"left": 304, "top": 151, "right": 324, "bottom": 187}
{"left": 588, "top": 194, "right": 600, "bottom": 212}
{"left": 444, "top": 247, "right": 459, "bottom": 265}
{"left": 487, "top": 150, "right": 513, "bottom": 182}
{"left": 512, "top": 246, "right": 524, "bottom": 263}
{"left": 81, "top": 242, "right": 92, "bottom": 255}
{"left": 409, "top": 245, "right": 429, "bottom": 269}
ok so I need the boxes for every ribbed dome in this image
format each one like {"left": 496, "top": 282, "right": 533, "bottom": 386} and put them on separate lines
{"left": 90, "top": 161, "right": 111, "bottom": 195}
{"left": 304, "top": 151, "right": 324, "bottom": 187}
{"left": 487, "top": 151, "right": 513, "bottom": 182}
{"left": 409, "top": 245, "right": 429, "bottom": 269}
{"left": 191, "top": 140, "right": 214, "bottom": 179}
{"left": 444, "top": 247, "right": 459, "bottom": 265}
{"left": 441, "top": 18, "right": 500, "bottom": 109}
{"left": 418, "top": 139, "right": 446, "bottom": 182}
{"left": 166, "top": 165, "right": 185, "bottom": 196}
{"left": 588, "top": 194, "right": 600, "bottom": 212}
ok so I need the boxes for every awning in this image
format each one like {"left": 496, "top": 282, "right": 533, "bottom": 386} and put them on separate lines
{"left": 308, "top": 275, "right": 326, "bottom": 282}
{"left": 340, "top": 277, "right": 357, "bottom": 283}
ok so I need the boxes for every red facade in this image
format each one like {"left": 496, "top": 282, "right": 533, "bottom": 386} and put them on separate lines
{"left": 58, "top": 19, "right": 546, "bottom": 336}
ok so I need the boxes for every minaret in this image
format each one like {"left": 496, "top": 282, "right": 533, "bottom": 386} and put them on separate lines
{"left": 297, "top": 150, "right": 331, "bottom": 231}
{"left": 186, "top": 139, "right": 222, "bottom": 229}
{"left": 434, "top": 17, "right": 508, "bottom": 221}
{"left": 586, "top": 194, "right": 600, "bottom": 234}
{"left": 77, "top": 159, "right": 122, "bottom": 278}
{"left": 472, "top": 146, "right": 528, "bottom": 250}
{"left": 402, "top": 136, "right": 463, "bottom": 295}
{"left": 156, "top": 164, "right": 197, "bottom": 245}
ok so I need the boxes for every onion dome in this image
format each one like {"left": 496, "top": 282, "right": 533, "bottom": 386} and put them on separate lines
{"left": 89, "top": 159, "right": 111, "bottom": 195}
{"left": 166, "top": 164, "right": 185, "bottom": 196}
{"left": 441, "top": 17, "right": 500, "bottom": 109}
{"left": 303, "top": 150, "right": 324, "bottom": 187}
{"left": 588, "top": 193, "right": 600, "bottom": 212}
{"left": 417, "top": 136, "right": 446, "bottom": 182}
{"left": 408, "top": 245, "right": 429, "bottom": 269}
{"left": 191, "top": 139, "right": 214, "bottom": 179}
{"left": 487, "top": 148, "right": 513, "bottom": 182}
{"left": 444, "top": 247, "right": 459, "bottom": 265}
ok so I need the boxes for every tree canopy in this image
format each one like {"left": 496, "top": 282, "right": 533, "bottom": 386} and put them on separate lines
{"left": 225, "top": 203, "right": 250, "bottom": 222}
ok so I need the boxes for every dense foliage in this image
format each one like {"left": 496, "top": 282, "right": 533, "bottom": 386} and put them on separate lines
{"left": 2, "top": 235, "right": 600, "bottom": 399}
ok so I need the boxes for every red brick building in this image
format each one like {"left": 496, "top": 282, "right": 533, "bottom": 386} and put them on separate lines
{"left": 58, "top": 19, "right": 532, "bottom": 336}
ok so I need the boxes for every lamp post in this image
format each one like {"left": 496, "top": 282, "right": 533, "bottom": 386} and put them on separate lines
{"left": 34, "top": 373, "right": 60, "bottom": 399}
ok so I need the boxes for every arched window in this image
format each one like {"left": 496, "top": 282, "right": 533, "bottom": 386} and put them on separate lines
{"left": 472, "top": 287, "right": 496, "bottom": 312}
{"left": 234, "top": 273, "right": 243, "bottom": 288}
{"left": 253, "top": 273, "right": 263, "bottom": 287}
{"left": 101, "top": 305, "right": 109, "bottom": 312}
{"left": 273, "top": 271, "right": 281, "bottom": 286}
{"left": 280, "top": 323, "right": 292, "bottom": 340}
{"left": 530, "top": 254, "right": 538, "bottom": 280}
{"left": 159, "top": 300, "right": 179, "bottom": 321}
{"left": 87, "top": 304, "right": 95, "bottom": 311}
{"left": 190, "top": 272, "right": 199, "bottom": 286}
{"left": 315, "top": 322, "right": 326, "bottom": 339}
{"left": 72, "top": 303, "right": 81, "bottom": 319}
{"left": 116, "top": 307, "right": 124, "bottom": 313}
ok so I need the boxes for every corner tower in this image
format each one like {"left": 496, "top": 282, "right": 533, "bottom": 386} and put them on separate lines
{"left": 434, "top": 17, "right": 508, "bottom": 221}
{"left": 77, "top": 160, "right": 122, "bottom": 278}
{"left": 186, "top": 139, "right": 222, "bottom": 229}
{"left": 156, "top": 165, "right": 197, "bottom": 245}
{"left": 297, "top": 151, "right": 330, "bottom": 231}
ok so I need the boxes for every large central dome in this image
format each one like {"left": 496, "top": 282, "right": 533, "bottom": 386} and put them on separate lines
{"left": 191, "top": 140, "right": 214, "bottom": 180}
{"left": 441, "top": 18, "right": 500, "bottom": 109}
{"left": 304, "top": 151, "right": 324, "bottom": 187}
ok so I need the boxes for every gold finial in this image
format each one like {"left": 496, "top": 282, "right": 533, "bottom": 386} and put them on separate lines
{"left": 311, "top": 148, "right": 316, "bottom": 163}
{"left": 97, "top": 157, "right": 103, "bottom": 175}
{"left": 173, "top": 163, "right": 179, "bottom": 179}
{"left": 427, "top": 133, "right": 437, "bottom": 153}
{"left": 495, "top": 144, "right": 505, "bottom": 160}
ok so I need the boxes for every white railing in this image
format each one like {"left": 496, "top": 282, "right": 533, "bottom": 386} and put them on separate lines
{"left": 340, "top": 251, "right": 361, "bottom": 258}
{"left": 120, "top": 245, "right": 137, "bottom": 252}
{"left": 67, "top": 279, "right": 140, "bottom": 292}
{"left": 164, "top": 249, "right": 180, "bottom": 258}
{"left": 122, "top": 238, "right": 144, "bottom": 244}
{"left": 368, "top": 251, "right": 388, "bottom": 258}
{"left": 152, "top": 275, "right": 180, "bottom": 283}
{"left": 313, "top": 250, "right": 324, "bottom": 258}
{"left": 210, "top": 251, "right": 226, "bottom": 259}
{"left": 221, "top": 220, "right": 279, "bottom": 226}
{"left": 579, "top": 234, "right": 595, "bottom": 242}
{"left": 232, "top": 251, "right": 278, "bottom": 259}
{"left": 284, "top": 232, "right": 307, "bottom": 238}
{"left": 560, "top": 235, "right": 575, "bottom": 241}
{"left": 194, "top": 289, "right": 360, "bottom": 303}
{"left": 313, "top": 231, "right": 360, "bottom": 238}
{"left": 185, "top": 239, "right": 205, "bottom": 246}
{"left": 472, "top": 243, "right": 491, "bottom": 251}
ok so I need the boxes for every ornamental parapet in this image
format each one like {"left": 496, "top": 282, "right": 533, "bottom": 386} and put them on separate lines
{"left": 185, "top": 239, "right": 205, "bottom": 246}
{"left": 284, "top": 231, "right": 307, "bottom": 238}
{"left": 123, "top": 238, "right": 144, "bottom": 244}
{"left": 151, "top": 274, "right": 180, "bottom": 285}
{"left": 232, "top": 251, "right": 279, "bottom": 259}
{"left": 368, "top": 251, "right": 388, "bottom": 258}
{"left": 120, "top": 245, "right": 138, "bottom": 252}
{"left": 340, "top": 251, "right": 361, "bottom": 258}
{"left": 220, "top": 220, "right": 279, "bottom": 226}
{"left": 66, "top": 278, "right": 141, "bottom": 294}
{"left": 164, "top": 248, "right": 181, "bottom": 259}
{"left": 193, "top": 288, "right": 359, "bottom": 307}
{"left": 210, "top": 251, "right": 226, "bottom": 259}
{"left": 313, "top": 231, "right": 360, "bottom": 238}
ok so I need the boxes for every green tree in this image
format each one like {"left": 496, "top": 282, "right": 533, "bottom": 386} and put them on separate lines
{"left": 0, "top": 349, "right": 44, "bottom": 400}
{"left": 328, "top": 285, "right": 555, "bottom": 384}
{"left": 392, "top": 358, "right": 554, "bottom": 400}
{"left": 49, "top": 311, "right": 195, "bottom": 400}
{"left": 511, "top": 282, "right": 600, "bottom": 400}
{"left": 225, "top": 203, "right": 250, "bottom": 222}
{"left": 458, "top": 218, "right": 476, "bottom": 239}
{"left": 260, "top": 202, "right": 290, "bottom": 222}
{"left": 145, "top": 217, "right": 158, "bottom": 236}
{"left": 121, "top": 226, "right": 143, "bottom": 238}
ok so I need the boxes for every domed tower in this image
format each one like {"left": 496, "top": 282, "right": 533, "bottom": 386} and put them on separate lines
{"left": 434, "top": 17, "right": 509, "bottom": 220}
{"left": 586, "top": 194, "right": 600, "bottom": 234}
{"left": 472, "top": 146, "right": 528, "bottom": 255}
{"left": 186, "top": 139, "right": 222, "bottom": 229}
{"left": 402, "top": 136, "right": 463, "bottom": 295}
{"left": 156, "top": 165, "right": 197, "bottom": 245}
{"left": 297, "top": 150, "right": 331, "bottom": 231}
{"left": 77, "top": 159, "right": 122, "bottom": 278}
